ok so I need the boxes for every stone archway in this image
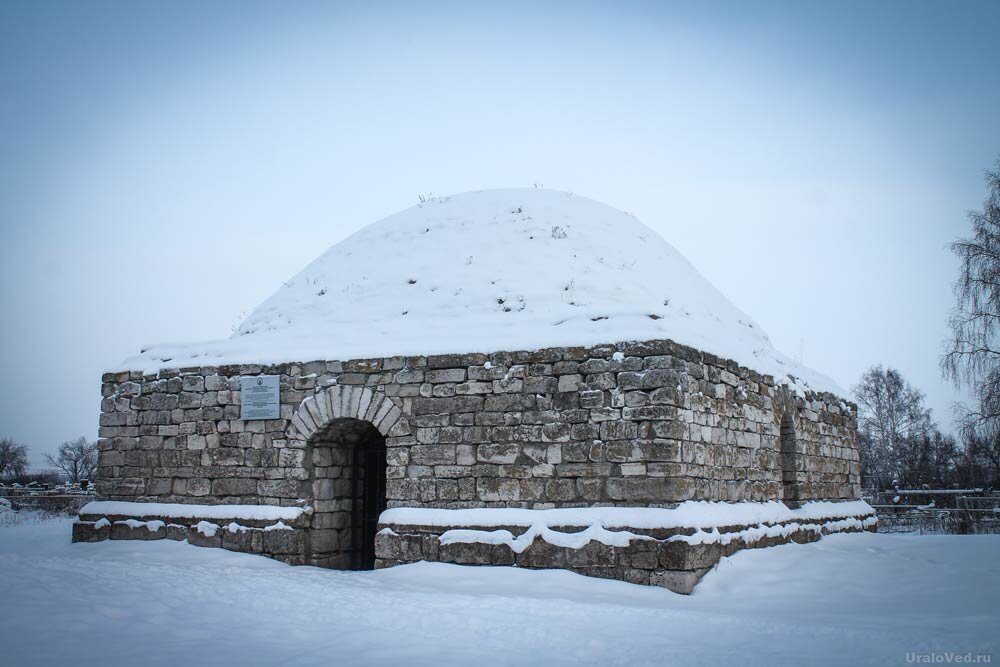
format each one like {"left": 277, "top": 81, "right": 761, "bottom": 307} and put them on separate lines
{"left": 286, "top": 386, "right": 403, "bottom": 569}
{"left": 287, "top": 385, "right": 403, "bottom": 442}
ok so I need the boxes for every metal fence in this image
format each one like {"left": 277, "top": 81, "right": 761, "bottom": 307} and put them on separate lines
{"left": 865, "top": 489, "right": 1000, "bottom": 535}
{"left": 0, "top": 485, "right": 95, "bottom": 515}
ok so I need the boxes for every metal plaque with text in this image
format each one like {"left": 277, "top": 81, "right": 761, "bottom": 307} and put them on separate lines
{"left": 240, "top": 375, "right": 280, "bottom": 420}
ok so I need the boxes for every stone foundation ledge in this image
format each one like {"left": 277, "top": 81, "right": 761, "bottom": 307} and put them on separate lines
{"left": 375, "top": 500, "right": 877, "bottom": 594}
{"left": 72, "top": 500, "right": 312, "bottom": 565}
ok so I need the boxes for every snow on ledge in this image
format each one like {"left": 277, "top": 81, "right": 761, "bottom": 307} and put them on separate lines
{"left": 439, "top": 515, "right": 877, "bottom": 553}
{"left": 380, "top": 500, "right": 875, "bottom": 531}
{"left": 80, "top": 501, "right": 308, "bottom": 522}
{"left": 669, "top": 515, "right": 878, "bottom": 546}
{"left": 431, "top": 503, "right": 876, "bottom": 553}
{"left": 441, "top": 524, "right": 655, "bottom": 553}
{"left": 195, "top": 521, "right": 220, "bottom": 537}
{"left": 116, "top": 519, "right": 166, "bottom": 532}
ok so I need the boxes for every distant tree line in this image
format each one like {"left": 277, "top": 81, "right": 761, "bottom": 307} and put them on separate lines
{"left": 852, "top": 366, "right": 996, "bottom": 490}
{"left": 855, "top": 158, "right": 1000, "bottom": 491}
{"left": 0, "top": 436, "right": 98, "bottom": 485}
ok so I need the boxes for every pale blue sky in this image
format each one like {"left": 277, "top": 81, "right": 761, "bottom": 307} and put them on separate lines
{"left": 2, "top": 1, "right": 998, "bottom": 466}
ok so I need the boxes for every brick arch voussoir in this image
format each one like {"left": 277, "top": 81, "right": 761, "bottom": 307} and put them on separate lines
{"left": 286, "top": 384, "right": 403, "bottom": 440}
{"left": 772, "top": 385, "right": 801, "bottom": 431}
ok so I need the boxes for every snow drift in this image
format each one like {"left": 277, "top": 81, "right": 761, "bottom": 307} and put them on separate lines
{"left": 122, "top": 188, "right": 840, "bottom": 395}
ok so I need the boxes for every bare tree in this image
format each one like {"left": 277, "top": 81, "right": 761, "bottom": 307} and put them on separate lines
{"left": 0, "top": 438, "right": 30, "bottom": 480}
{"left": 853, "top": 366, "right": 933, "bottom": 489}
{"left": 45, "top": 437, "right": 98, "bottom": 483}
{"left": 943, "top": 158, "right": 1000, "bottom": 440}
{"left": 964, "top": 420, "right": 1000, "bottom": 486}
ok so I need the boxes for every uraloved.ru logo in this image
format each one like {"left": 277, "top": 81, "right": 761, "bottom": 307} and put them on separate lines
{"left": 906, "top": 653, "right": 992, "bottom": 664}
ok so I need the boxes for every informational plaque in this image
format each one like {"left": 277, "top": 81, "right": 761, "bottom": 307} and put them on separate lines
{"left": 240, "top": 375, "right": 280, "bottom": 420}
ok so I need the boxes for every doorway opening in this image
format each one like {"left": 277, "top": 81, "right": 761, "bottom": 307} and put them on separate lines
{"left": 778, "top": 411, "right": 800, "bottom": 505}
{"left": 307, "top": 418, "right": 387, "bottom": 570}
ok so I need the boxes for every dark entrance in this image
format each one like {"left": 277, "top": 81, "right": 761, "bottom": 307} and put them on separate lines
{"left": 351, "top": 433, "right": 387, "bottom": 569}
{"left": 307, "top": 418, "right": 387, "bottom": 570}
{"left": 779, "top": 411, "right": 800, "bottom": 505}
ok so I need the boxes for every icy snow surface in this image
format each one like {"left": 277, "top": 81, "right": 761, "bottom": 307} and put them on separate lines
{"left": 1, "top": 518, "right": 997, "bottom": 666}
{"left": 80, "top": 501, "right": 307, "bottom": 522}
{"left": 121, "top": 189, "right": 842, "bottom": 396}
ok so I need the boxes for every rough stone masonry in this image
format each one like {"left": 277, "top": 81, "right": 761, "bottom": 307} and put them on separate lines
{"left": 76, "top": 336, "right": 870, "bottom": 592}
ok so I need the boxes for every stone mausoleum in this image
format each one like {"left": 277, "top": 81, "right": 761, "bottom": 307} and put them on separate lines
{"left": 75, "top": 189, "right": 874, "bottom": 593}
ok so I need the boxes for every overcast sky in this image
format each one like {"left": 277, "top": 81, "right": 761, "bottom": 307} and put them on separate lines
{"left": 2, "top": 1, "right": 999, "bottom": 467}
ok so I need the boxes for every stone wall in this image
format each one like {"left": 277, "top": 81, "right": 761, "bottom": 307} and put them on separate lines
{"left": 376, "top": 509, "right": 878, "bottom": 594}
{"left": 97, "top": 337, "right": 861, "bottom": 512}
{"left": 72, "top": 508, "right": 309, "bottom": 565}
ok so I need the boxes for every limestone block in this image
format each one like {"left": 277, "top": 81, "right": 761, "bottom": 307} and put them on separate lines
{"left": 257, "top": 479, "right": 304, "bottom": 498}
{"left": 110, "top": 521, "right": 165, "bottom": 541}
{"left": 557, "top": 374, "right": 582, "bottom": 392}
{"left": 71, "top": 521, "right": 110, "bottom": 542}
{"left": 426, "top": 368, "right": 466, "bottom": 383}
{"left": 650, "top": 567, "right": 710, "bottom": 595}
{"left": 477, "top": 477, "right": 520, "bottom": 501}
{"left": 657, "top": 541, "right": 722, "bottom": 571}
{"left": 165, "top": 524, "right": 188, "bottom": 541}
{"left": 492, "top": 377, "right": 523, "bottom": 393}
{"left": 411, "top": 445, "right": 457, "bottom": 466}
{"left": 188, "top": 528, "right": 222, "bottom": 549}
{"left": 523, "top": 376, "right": 558, "bottom": 394}
{"left": 439, "top": 540, "right": 494, "bottom": 565}
{"left": 579, "top": 390, "right": 604, "bottom": 409}
{"left": 477, "top": 443, "right": 519, "bottom": 464}
{"left": 605, "top": 477, "right": 693, "bottom": 502}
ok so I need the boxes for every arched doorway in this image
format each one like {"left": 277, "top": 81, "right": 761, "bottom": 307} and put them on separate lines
{"left": 307, "top": 418, "right": 387, "bottom": 570}
{"left": 778, "top": 411, "right": 800, "bottom": 505}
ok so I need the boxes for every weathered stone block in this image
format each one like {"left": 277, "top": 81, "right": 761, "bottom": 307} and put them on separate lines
{"left": 557, "top": 374, "right": 582, "bottom": 392}
{"left": 477, "top": 443, "right": 519, "bottom": 464}
{"left": 439, "top": 540, "right": 495, "bottom": 565}
{"left": 72, "top": 521, "right": 110, "bottom": 542}
{"left": 605, "top": 477, "right": 693, "bottom": 502}
{"left": 257, "top": 479, "right": 304, "bottom": 498}
{"left": 657, "top": 541, "right": 722, "bottom": 571}
{"left": 411, "top": 445, "right": 457, "bottom": 465}
{"left": 262, "top": 528, "right": 305, "bottom": 555}
{"left": 183, "top": 525, "right": 220, "bottom": 548}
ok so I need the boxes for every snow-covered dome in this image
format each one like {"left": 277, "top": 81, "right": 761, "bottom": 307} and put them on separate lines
{"left": 124, "top": 188, "right": 839, "bottom": 394}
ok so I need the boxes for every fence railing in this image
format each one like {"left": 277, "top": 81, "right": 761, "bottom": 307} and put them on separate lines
{"left": 1, "top": 485, "right": 96, "bottom": 515}
{"left": 865, "top": 489, "right": 1000, "bottom": 535}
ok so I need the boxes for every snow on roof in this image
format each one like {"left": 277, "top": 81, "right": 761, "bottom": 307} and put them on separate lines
{"left": 122, "top": 188, "right": 842, "bottom": 396}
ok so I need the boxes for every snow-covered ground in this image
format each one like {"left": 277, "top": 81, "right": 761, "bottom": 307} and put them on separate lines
{"left": 1, "top": 518, "right": 996, "bottom": 666}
